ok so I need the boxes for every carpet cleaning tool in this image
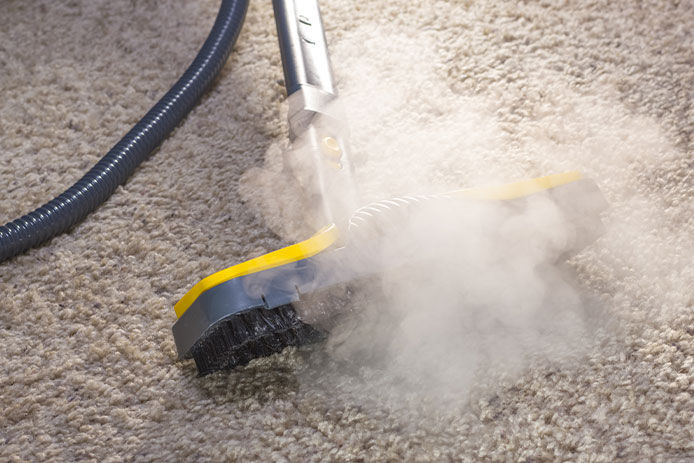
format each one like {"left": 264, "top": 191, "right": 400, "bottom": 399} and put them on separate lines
{"left": 0, "top": 0, "right": 607, "bottom": 376}
{"left": 172, "top": 0, "right": 608, "bottom": 375}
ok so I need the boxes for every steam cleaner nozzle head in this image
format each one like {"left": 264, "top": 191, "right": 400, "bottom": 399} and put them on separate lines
{"left": 172, "top": 172, "right": 608, "bottom": 376}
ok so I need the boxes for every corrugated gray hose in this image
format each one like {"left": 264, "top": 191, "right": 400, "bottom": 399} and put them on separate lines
{"left": 0, "top": 0, "right": 249, "bottom": 262}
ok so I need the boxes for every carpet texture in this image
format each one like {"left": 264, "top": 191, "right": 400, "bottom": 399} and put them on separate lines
{"left": 1, "top": 0, "right": 693, "bottom": 461}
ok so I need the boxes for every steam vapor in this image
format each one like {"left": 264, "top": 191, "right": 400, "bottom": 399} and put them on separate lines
{"left": 240, "top": 30, "right": 610, "bottom": 400}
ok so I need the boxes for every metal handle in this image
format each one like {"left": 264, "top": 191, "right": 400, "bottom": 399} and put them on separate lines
{"left": 273, "top": 0, "right": 336, "bottom": 96}
{"left": 273, "top": 0, "right": 359, "bottom": 229}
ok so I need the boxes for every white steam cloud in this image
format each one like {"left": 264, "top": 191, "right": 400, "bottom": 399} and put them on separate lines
{"left": 240, "top": 30, "right": 621, "bottom": 401}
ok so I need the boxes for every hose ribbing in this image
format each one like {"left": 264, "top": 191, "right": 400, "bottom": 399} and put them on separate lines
{"left": 0, "top": 0, "right": 249, "bottom": 262}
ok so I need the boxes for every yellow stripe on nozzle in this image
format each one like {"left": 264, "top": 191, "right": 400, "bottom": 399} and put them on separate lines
{"left": 447, "top": 171, "right": 583, "bottom": 201}
{"left": 174, "top": 224, "right": 339, "bottom": 318}
{"left": 174, "top": 172, "right": 585, "bottom": 318}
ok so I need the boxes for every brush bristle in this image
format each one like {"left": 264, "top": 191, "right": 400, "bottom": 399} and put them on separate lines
{"left": 190, "top": 304, "right": 324, "bottom": 376}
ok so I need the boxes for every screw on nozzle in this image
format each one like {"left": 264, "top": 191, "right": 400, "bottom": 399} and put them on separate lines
{"left": 321, "top": 136, "right": 343, "bottom": 169}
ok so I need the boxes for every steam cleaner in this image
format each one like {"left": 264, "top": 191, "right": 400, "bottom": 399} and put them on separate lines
{"left": 0, "top": 0, "right": 607, "bottom": 375}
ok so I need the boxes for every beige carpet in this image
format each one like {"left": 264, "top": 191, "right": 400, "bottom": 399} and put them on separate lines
{"left": 1, "top": 0, "right": 693, "bottom": 461}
